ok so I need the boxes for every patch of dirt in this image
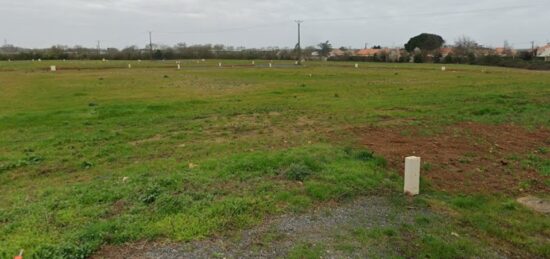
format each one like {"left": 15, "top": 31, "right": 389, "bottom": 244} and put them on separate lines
{"left": 105, "top": 199, "right": 128, "bottom": 218}
{"left": 91, "top": 197, "right": 432, "bottom": 259}
{"left": 129, "top": 134, "right": 163, "bottom": 146}
{"left": 354, "top": 122, "right": 550, "bottom": 194}
{"left": 517, "top": 196, "right": 550, "bottom": 214}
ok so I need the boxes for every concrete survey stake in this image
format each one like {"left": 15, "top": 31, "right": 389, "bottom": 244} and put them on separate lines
{"left": 404, "top": 156, "right": 421, "bottom": 195}
{"left": 50, "top": 65, "right": 56, "bottom": 72}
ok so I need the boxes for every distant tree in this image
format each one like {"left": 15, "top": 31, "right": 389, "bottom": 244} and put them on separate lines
{"left": 519, "top": 51, "right": 533, "bottom": 61}
{"left": 318, "top": 41, "right": 333, "bottom": 57}
{"left": 502, "top": 40, "right": 514, "bottom": 56}
{"left": 413, "top": 53, "right": 424, "bottom": 63}
{"left": 453, "top": 36, "right": 479, "bottom": 57}
{"left": 443, "top": 54, "right": 454, "bottom": 63}
{"left": 303, "top": 46, "right": 317, "bottom": 60}
{"left": 372, "top": 45, "right": 382, "bottom": 49}
{"left": 153, "top": 49, "right": 163, "bottom": 60}
{"left": 405, "top": 33, "right": 445, "bottom": 52}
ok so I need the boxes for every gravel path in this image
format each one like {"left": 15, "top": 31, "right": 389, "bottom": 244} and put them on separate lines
{"left": 95, "top": 196, "right": 430, "bottom": 258}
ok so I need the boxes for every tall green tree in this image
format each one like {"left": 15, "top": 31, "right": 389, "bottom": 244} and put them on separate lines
{"left": 318, "top": 41, "right": 333, "bottom": 57}
{"left": 405, "top": 33, "right": 445, "bottom": 52}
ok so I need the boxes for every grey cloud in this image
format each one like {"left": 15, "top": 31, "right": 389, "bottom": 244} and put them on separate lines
{"left": 0, "top": 0, "right": 548, "bottom": 49}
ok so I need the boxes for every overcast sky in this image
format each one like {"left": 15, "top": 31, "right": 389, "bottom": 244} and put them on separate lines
{"left": 1, "top": 0, "right": 549, "bottom": 49}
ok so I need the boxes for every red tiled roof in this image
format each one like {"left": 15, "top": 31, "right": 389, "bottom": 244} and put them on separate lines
{"left": 355, "top": 49, "right": 384, "bottom": 56}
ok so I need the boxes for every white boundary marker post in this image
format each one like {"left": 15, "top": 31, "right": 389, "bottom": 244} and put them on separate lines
{"left": 404, "top": 156, "right": 421, "bottom": 196}
{"left": 128, "top": 64, "right": 132, "bottom": 69}
{"left": 355, "top": 63, "right": 359, "bottom": 68}
{"left": 441, "top": 66, "right": 446, "bottom": 71}
{"left": 269, "top": 63, "right": 272, "bottom": 68}
{"left": 177, "top": 64, "right": 181, "bottom": 70}
{"left": 219, "top": 62, "right": 222, "bottom": 67}
{"left": 252, "top": 60, "right": 255, "bottom": 65}
{"left": 50, "top": 65, "right": 57, "bottom": 72}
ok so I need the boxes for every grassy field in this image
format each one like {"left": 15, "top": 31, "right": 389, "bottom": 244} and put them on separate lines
{"left": 0, "top": 60, "right": 549, "bottom": 258}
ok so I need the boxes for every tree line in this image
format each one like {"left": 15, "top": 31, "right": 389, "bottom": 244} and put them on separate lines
{"left": 1, "top": 33, "right": 548, "bottom": 70}
{"left": 0, "top": 43, "right": 315, "bottom": 61}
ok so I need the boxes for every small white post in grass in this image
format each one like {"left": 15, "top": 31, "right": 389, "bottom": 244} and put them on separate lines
{"left": 38, "top": 59, "right": 42, "bottom": 62}
{"left": 441, "top": 66, "right": 446, "bottom": 71}
{"left": 128, "top": 64, "right": 132, "bottom": 69}
{"left": 355, "top": 63, "right": 359, "bottom": 68}
{"left": 252, "top": 60, "right": 255, "bottom": 65}
{"left": 295, "top": 61, "right": 299, "bottom": 65}
{"left": 138, "top": 59, "right": 142, "bottom": 63}
{"left": 102, "top": 58, "right": 106, "bottom": 62}
{"left": 201, "top": 59, "right": 205, "bottom": 62}
{"left": 404, "top": 156, "right": 421, "bottom": 196}
{"left": 269, "top": 63, "right": 272, "bottom": 68}
{"left": 50, "top": 65, "right": 57, "bottom": 72}
{"left": 32, "top": 59, "right": 35, "bottom": 62}
{"left": 177, "top": 64, "right": 181, "bottom": 70}
{"left": 219, "top": 62, "right": 222, "bottom": 67}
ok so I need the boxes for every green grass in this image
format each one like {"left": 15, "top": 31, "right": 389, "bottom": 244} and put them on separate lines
{"left": 0, "top": 60, "right": 549, "bottom": 258}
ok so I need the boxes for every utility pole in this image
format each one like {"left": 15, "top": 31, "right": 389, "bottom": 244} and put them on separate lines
{"left": 295, "top": 20, "right": 303, "bottom": 64}
{"left": 97, "top": 40, "right": 101, "bottom": 57}
{"left": 149, "top": 31, "right": 153, "bottom": 60}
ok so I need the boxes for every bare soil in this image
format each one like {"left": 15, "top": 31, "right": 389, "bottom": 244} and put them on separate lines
{"left": 355, "top": 122, "right": 550, "bottom": 194}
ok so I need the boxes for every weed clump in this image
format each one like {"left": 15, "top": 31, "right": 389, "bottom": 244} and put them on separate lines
{"left": 0, "top": 150, "right": 44, "bottom": 173}
{"left": 140, "top": 184, "right": 161, "bottom": 204}
{"left": 81, "top": 161, "right": 94, "bottom": 169}
{"left": 355, "top": 150, "right": 375, "bottom": 161}
{"left": 33, "top": 244, "right": 94, "bottom": 259}
{"left": 283, "top": 163, "right": 314, "bottom": 181}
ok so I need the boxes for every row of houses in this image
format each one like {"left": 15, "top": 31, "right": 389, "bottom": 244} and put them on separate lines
{"left": 312, "top": 44, "right": 550, "bottom": 61}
